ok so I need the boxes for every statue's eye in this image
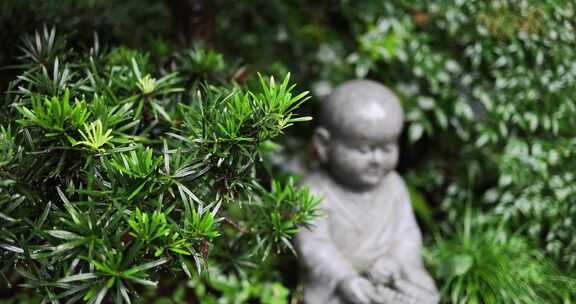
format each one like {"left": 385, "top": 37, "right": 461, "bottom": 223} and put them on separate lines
{"left": 358, "top": 146, "right": 371, "bottom": 153}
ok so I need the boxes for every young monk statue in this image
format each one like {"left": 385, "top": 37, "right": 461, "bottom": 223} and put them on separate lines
{"left": 295, "top": 79, "right": 439, "bottom": 304}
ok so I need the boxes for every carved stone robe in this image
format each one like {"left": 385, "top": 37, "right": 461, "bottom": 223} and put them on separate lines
{"left": 295, "top": 170, "right": 437, "bottom": 304}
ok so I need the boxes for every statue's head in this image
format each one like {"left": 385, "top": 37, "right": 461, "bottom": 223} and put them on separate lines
{"left": 313, "top": 79, "right": 404, "bottom": 191}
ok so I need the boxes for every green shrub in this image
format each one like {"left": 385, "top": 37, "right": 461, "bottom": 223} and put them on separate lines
{"left": 428, "top": 210, "right": 575, "bottom": 303}
{"left": 343, "top": 0, "right": 576, "bottom": 271}
{"left": 0, "top": 28, "right": 318, "bottom": 303}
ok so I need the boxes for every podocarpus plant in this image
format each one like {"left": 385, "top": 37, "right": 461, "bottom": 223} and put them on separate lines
{"left": 0, "top": 28, "right": 320, "bottom": 303}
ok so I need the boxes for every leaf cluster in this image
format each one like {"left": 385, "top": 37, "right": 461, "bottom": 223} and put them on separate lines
{"left": 0, "top": 28, "right": 317, "bottom": 303}
{"left": 428, "top": 211, "right": 575, "bottom": 303}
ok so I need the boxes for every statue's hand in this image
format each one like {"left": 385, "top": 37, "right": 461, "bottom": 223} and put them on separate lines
{"left": 395, "top": 279, "right": 440, "bottom": 304}
{"left": 367, "top": 257, "right": 402, "bottom": 285}
{"left": 338, "top": 276, "right": 377, "bottom": 304}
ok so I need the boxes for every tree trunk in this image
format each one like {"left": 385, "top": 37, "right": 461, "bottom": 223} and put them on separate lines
{"left": 170, "top": 0, "right": 215, "bottom": 47}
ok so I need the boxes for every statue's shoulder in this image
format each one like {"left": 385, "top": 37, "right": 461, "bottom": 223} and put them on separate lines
{"left": 299, "top": 170, "right": 343, "bottom": 209}
{"left": 386, "top": 171, "right": 405, "bottom": 187}
{"left": 383, "top": 171, "right": 409, "bottom": 197}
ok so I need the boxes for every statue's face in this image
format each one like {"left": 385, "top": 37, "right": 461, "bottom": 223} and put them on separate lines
{"left": 316, "top": 82, "right": 404, "bottom": 191}
{"left": 327, "top": 122, "right": 399, "bottom": 191}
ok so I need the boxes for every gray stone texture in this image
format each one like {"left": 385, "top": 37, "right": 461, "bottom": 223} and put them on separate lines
{"left": 295, "top": 80, "right": 439, "bottom": 304}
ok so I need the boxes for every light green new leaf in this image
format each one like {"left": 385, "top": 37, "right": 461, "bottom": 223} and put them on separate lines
{"left": 74, "top": 119, "right": 113, "bottom": 151}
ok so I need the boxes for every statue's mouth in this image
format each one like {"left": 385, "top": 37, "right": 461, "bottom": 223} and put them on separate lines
{"left": 365, "top": 168, "right": 383, "bottom": 176}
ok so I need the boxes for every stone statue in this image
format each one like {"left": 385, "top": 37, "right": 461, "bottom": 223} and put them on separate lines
{"left": 295, "top": 79, "right": 439, "bottom": 304}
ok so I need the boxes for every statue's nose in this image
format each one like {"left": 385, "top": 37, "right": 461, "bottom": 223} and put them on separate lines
{"left": 369, "top": 148, "right": 385, "bottom": 166}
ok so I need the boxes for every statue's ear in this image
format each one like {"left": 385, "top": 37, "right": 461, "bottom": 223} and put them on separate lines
{"left": 313, "top": 127, "right": 330, "bottom": 163}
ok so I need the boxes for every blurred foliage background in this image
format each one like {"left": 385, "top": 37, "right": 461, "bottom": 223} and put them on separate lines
{"left": 1, "top": 0, "right": 576, "bottom": 303}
